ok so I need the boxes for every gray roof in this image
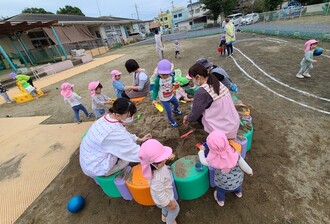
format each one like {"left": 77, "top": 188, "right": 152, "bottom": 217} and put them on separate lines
{"left": 3, "top": 13, "right": 141, "bottom": 25}
{"left": 5, "top": 13, "right": 109, "bottom": 22}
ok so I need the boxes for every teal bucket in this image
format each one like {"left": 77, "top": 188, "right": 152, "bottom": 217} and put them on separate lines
{"left": 171, "top": 155, "right": 209, "bottom": 200}
{"left": 96, "top": 170, "right": 122, "bottom": 198}
{"left": 243, "top": 127, "right": 254, "bottom": 152}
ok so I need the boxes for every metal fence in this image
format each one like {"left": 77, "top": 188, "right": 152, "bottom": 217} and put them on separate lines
{"left": 240, "top": 2, "right": 330, "bottom": 41}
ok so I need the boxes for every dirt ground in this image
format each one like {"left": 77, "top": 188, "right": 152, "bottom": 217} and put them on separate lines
{"left": 2, "top": 32, "right": 329, "bottom": 223}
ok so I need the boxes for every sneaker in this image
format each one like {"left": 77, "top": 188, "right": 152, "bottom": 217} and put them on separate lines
{"left": 303, "top": 72, "right": 311, "bottom": 78}
{"left": 235, "top": 192, "right": 243, "bottom": 198}
{"left": 172, "top": 109, "right": 183, "bottom": 115}
{"left": 296, "top": 74, "right": 304, "bottom": 79}
{"left": 77, "top": 120, "right": 82, "bottom": 124}
{"left": 213, "top": 190, "right": 224, "bottom": 207}
{"left": 161, "top": 214, "right": 166, "bottom": 222}
{"left": 87, "top": 113, "right": 93, "bottom": 118}
{"left": 170, "top": 121, "right": 179, "bottom": 128}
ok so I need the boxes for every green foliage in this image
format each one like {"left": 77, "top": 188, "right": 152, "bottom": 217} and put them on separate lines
{"left": 22, "top": 7, "right": 53, "bottom": 14}
{"left": 300, "top": 0, "right": 325, "bottom": 5}
{"left": 252, "top": 0, "right": 265, "bottom": 12}
{"left": 56, "top": 5, "right": 85, "bottom": 16}
{"left": 264, "top": 0, "right": 283, "bottom": 11}
{"left": 201, "top": 0, "right": 238, "bottom": 23}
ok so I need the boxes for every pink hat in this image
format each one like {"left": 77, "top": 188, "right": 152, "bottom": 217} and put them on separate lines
{"left": 88, "top": 81, "right": 100, "bottom": 97}
{"left": 138, "top": 139, "right": 173, "bottom": 180}
{"left": 206, "top": 130, "right": 239, "bottom": 173}
{"left": 185, "top": 73, "right": 192, "bottom": 80}
{"left": 157, "top": 59, "right": 172, "bottom": 74}
{"left": 304, "top": 39, "right": 318, "bottom": 52}
{"left": 110, "top": 70, "right": 122, "bottom": 82}
{"left": 60, "top": 82, "right": 74, "bottom": 97}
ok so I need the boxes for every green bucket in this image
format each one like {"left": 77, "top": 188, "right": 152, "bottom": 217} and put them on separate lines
{"left": 171, "top": 155, "right": 209, "bottom": 200}
{"left": 96, "top": 170, "right": 122, "bottom": 198}
{"left": 243, "top": 127, "right": 254, "bottom": 152}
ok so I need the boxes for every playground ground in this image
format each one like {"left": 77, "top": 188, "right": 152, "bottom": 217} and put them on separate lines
{"left": 1, "top": 32, "right": 329, "bottom": 223}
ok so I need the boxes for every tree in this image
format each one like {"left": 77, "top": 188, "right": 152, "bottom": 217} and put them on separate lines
{"left": 201, "top": 0, "right": 238, "bottom": 24}
{"left": 56, "top": 5, "right": 85, "bottom": 16}
{"left": 264, "top": 0, "right": 283, "bottom": 11}
{"left": 22, "top": 7, "right": 53, "bottom": 14}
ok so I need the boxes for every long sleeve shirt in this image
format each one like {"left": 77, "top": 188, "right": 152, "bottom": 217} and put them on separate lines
{"left": 187, "top": 87, "right": 213, "bottom": 122}
{"left": 79, "top": 114, "right": 140, "bottom": 177}
{"left": 64, "top": 92, "right": 82, "bottom": 107}
{"left": 150, "top": 166, "right": 174, "bottom": 207}
{"left": 92, "top": 93, "right": 111, "bottom": 110}
{"left": 198, "top": 150, "right": 253, "bottom": 174}
{"left": 300, "top": 50, "right": 316, "bottom": 66}
{"left": 113, "top": 80, "right": 125, "bottom": 98}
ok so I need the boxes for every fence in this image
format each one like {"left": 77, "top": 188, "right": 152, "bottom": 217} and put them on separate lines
{"left": 257, "top": 2, "right": 330, "bottom": 23}
{"left": 240, "top": 2, "right": 330, "bottom": 41}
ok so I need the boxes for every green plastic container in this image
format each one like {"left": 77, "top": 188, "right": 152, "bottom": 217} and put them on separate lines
{"left": 96, "top": 170, "right": 122, "bottom": 198}
{"left": 243, "top": 127, "right": 254, "bottom": 152}
{"left": 171, "top": 155, "right": 209, "bottom": 200}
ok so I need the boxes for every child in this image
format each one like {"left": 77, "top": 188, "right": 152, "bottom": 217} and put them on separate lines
{"left": 88, "top": 81, "right": 112, "bottom": 119}
{"left": 111, "top": 70, "right": 125, "bottom": 98}
{"left": 152, "top": 59, "right": 183, "bottom": 128}
{"left": 60, "top": 82, "right": 92, "bottom": 124}
{"left": 175, "top": 76, "right": 193, "bottom": 102}
{"left": 296, "top": 39, "right": 318, "bottom": 79}
{"left": 0, "top": 81, "right": 12, "bottom": 103}
{"left": 111, "top": 70, "right": 136, "bottom": 98}
{"left": 20, "top": 81, "right": 38, "bottom": 99}
{"left": 218, "top": 35, "right": 226, "bottom": 56}
{"left": 197, "top": 130, "right": 253, "bottom": 207}
{"left": 139, "top": 139, "right": 179, "bottom": 224}
{"left": 174, "top": 40, "right": 181, "bottom": 58}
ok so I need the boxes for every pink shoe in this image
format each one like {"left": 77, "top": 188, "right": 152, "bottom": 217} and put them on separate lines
{"left": 213, "top": 190, "right": 224, "bottom": 207}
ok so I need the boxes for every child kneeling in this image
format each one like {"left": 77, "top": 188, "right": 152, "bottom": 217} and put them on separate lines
{"left": 197, "top": 130, "right": 253, "bottom": 207}
{"left": 139, "top": 139, "right": 179, "bottom": 224}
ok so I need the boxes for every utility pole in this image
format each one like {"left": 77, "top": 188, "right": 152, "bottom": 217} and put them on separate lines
{"left": 96, "top": 0, "right": 102, "bottom": 16}
{"left": 135, "top": 4, "right": 140, "bottom": 20}
{"left": 189, "top": 0, "right": 194, "bottom": 26}
{"left": 160, "top": 9, "right": 165, "bottom": 32}
{"left": 135, "top": 4, "right": 140, "bottom": 32}
{"left": 171, "top": 0, "right": 174, "bottom": 9}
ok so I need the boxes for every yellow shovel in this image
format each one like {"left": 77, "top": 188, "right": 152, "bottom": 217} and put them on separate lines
{"left": 155, "top": 103, "right": 164, "bottom": 112}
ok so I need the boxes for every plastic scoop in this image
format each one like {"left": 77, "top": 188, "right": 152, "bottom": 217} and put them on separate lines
{"left": 155, "top": 103, "right": 164, "bottom": 112}
{"left": 180, "top": 130, "right": 193, "bottom": 139}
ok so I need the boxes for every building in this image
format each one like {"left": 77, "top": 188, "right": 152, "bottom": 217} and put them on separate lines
{"left": 177, "top": 1, "right": 219, "bottom": 31}
{"left": 0, "top": 13, "right": 142, "bottom": 71}
{"left": 158, "top": 10, "right": 173, "bottom": 31}
{"left": 171, "top": 7, "right": 189, "bottom": 28}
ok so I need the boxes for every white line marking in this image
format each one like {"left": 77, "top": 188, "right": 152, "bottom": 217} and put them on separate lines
{"left": 230, "top": 55, "right": 330, "bottom": 115}
{"left": 234, "top": 47, "right": 330, "bottom": 102}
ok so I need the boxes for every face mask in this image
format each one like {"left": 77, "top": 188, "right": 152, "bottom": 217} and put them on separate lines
{"left": 122, "top": 116, "right": 134, "bottom": 124}
{"left": 193, "top": 78, "right": 200, "bottom": 87}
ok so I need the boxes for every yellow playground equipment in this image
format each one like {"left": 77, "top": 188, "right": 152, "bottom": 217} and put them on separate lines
{"left": 13, "top": 81, "right": 44, "bottom": 103}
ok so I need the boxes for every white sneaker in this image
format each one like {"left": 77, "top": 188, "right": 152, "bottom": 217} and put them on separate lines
{"left": 213, "top": 190, "right": 225, "bottom": 207}
{"left": 303, "top": 72, "right": 311, "bottom": 78}
{"left": 296, "top": 74, "right": 304, "bottom": 79}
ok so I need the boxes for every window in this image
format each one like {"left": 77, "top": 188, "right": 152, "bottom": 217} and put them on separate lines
{"left": 195, "top": 9, "right": 200, "bottom": 13}
{"left": 178, "top": 13, "right": 182, "bottom": 17}
{"left": 27, "top": 31, "right": 54, "bottom": 48}
{"left": 165, "top": 17, "right": 168, "bottom": 21}
{"left": 165, "top": 25, "right": 168, "bottom": 28}
{"left": 174, "top": 14, "right": 177, "bottom": 18}
{"left": 160, "top": 18, "right": 163, "bottom": 21}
